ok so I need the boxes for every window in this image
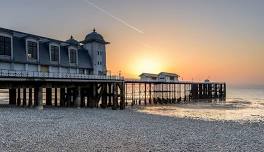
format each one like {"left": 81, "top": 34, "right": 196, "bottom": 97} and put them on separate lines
{"left": 0, "top": 36, "right": 11, "bottom": 56}
{"left": 69, "top": 49, "right": 77, "bottom": 64}
{"left": 27, "top": 41, "right": 38, "bottom": 60}
{"left": 50, "top": 45, "right": 59, "bottom": 62}
{"left": 79, "top": 68, "right": 85, "bottom": 74}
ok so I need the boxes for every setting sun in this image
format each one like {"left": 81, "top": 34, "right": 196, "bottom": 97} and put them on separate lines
{"left": 131, "top": 57, "right": 163, "bottom": 77}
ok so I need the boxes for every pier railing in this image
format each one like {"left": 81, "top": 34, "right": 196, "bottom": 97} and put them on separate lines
{"left": 0, "top": 69, "right": 124, "bottom": 80}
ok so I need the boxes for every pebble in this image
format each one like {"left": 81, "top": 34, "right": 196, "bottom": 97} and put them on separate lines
{"left": 0, "top": 107, "right": 263, "bottom": 152}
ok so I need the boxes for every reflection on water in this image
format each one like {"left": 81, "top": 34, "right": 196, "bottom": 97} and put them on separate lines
{"left": 136, "top": 87, "right": 264, "bottom": 121}
{"left": 1, "top": 87, "right": 264, "bottom": 121}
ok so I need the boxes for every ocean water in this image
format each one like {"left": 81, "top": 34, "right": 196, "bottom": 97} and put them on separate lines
{"left": 137, "top": 87, "right": 264, "bottom": 121}
{"left": 1, "top": 87, "right": 264, "bottom": 121}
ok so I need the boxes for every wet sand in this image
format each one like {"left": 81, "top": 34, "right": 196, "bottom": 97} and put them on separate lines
{"left": 0, "top": 107, "right": 263, "bottom": 152}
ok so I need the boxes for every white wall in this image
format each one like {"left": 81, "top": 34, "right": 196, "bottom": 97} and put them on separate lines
{"left": 70, "top": 68, "right": 77, "bottom": 74}
{"left": 49, "top": 66, "right": 59, "bottom": 73}
{"left": 0, "top": 63, "right": 11, "bottom": 70}
{"left": 60, "top": 67, "right": 68, "bottom": 73}
{"left": 83, "top": 42, "right": 106, "bottom": 75}
{"left": 14, "top": 63, "right": 25, "bottom": 71}
{"left": 28, "top": 65, "right": 38, "bottom": 72}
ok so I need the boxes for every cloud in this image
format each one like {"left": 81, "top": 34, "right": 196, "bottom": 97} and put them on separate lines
{"left": 81, "top": 0, "right": 144, "bottom": 34}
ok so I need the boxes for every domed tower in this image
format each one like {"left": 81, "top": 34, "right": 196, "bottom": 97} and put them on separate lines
{"left": 81, "top": 29, "right": 109, "bottom": 75}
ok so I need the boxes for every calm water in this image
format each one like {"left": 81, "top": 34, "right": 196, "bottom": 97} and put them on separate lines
{"left": 138, "top": 87, "right": 264, "bottom": 121}
{"left": 1, "top": 87, "right": 264, "bottom": 121}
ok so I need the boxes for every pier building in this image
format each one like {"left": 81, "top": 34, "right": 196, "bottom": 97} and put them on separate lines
{"left": 139, "top": 72, "right": 179, "bottom": 82}
{"left": 0, "top": 27, "right": 125, "bottom": 110}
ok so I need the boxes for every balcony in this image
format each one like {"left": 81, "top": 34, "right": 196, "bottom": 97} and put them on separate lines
{"left": 0, "top": 69, "right": 124, "bottom": 81}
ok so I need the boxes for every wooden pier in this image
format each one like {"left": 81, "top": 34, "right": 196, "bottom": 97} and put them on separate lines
{"left": 125, "top": 80, "right": 226, "bottom": 106}
{"left": 0, "top": 71, "right": 226, "bottom": 109}
{"left": 0, "top": 71, "right": 125, "bottom": 110}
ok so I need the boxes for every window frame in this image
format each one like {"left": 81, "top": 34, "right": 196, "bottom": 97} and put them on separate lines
{"left": 68, "top": 46, "right": 78, "bottom": 65}
{"left": 26, "top": 38, "right": 39, "bottom": 61}
{"left": 49, "top": 43, "right": 60, "bottom": 63}
{"left": 0, "top": 33, "right": 13, "bottom": 59}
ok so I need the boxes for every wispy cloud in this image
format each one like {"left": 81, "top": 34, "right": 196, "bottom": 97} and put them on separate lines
{"left": 81, "top": 0, "right": 144, "bottom": 34}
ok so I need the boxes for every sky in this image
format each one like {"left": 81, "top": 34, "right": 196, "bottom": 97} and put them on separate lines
{"left": 0, "top": 0, "right": 263, "bottom": 86}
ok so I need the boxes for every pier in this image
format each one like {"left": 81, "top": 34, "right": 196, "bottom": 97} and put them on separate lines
{"left": 0, "top": 70, "right": 226, "bottom": 110}
{"left": 0, "top": 70, "right": 125, "bottom": 110}
{"left": 125, "top": 80, "right": 226, "bottom": 106}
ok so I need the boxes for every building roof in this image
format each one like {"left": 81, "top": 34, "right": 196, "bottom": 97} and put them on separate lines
{"left": 81, "top": 29, "right": 109, "bottom": 44}
{"left": 0, "top": 27, "right": 93, "bottom": 69}
{"left": 139, "top": 73, "right": 158, "bottom": 78}
{"left": 66, "top": 36, "right": 79, "bottom": 46}
{"left": 159, "top": 72, "right": 179, "bottom": 77}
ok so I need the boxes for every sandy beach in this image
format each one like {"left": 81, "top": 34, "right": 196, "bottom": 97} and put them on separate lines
{"left": 0, "top": 106, "right": 263, "bottom": 152}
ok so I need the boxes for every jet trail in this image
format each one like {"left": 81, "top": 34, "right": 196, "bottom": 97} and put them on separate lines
{"left": 81, "top": 0, "right": 144, "bottom": 34}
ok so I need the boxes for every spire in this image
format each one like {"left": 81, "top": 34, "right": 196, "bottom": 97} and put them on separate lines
{"left": 93, "top": 28, "right": 96, "bottom": 32}
{"left": 70, "top": 35, "right": 73, "bottom": 39}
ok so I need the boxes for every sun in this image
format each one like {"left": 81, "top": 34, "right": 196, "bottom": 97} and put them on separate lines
{"left": 132, "top": 57, "right": 163, "bottom": 76}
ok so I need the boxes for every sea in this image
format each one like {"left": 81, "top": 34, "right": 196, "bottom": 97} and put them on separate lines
{"left": 0, "top": 87, "right": 264, "bottom": 121}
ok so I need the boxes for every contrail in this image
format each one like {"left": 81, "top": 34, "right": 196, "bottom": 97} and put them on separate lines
{"left": 81, "top": 0, "right": 144, "bottom": 34}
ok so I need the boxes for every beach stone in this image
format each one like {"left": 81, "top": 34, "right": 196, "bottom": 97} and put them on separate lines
{"left": 0, "top": 107, "right": 263, "bottom": 152}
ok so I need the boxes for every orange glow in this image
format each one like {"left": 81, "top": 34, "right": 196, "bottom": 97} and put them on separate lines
{"left": 131, "top": 56, "right": 163, "bottom": 77}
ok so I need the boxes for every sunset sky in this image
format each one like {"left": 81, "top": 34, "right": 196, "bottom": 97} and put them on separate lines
{"left": 0, "top": 0, "right": 263, "bottom": 86}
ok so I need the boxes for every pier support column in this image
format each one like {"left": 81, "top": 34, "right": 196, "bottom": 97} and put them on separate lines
{"left": 46, "top": 88, "right": 52, "bottom": 106}
{"left": 131, "top": 83, "right": 134, "bottom": 106}
{"left": 219, "top": 84, "right": 223, "bottom": 98}
{"left": 36, "top": 87, "right": 43, "bottom": 110}
{"left": 9, "top": 89, "right": 16, "bottom": 105}
{"left": 92, "top": 84, "right": 97, "bottom": 108}
{"left": 107, "top": 83, "right": 112, "bottom": 107}
{"left": 34, "top": 88, "right": 38, "bottom": 106}
{"left": 144, "top": 83, "right": 147, "bottom": 105}
{"left": 112, "top": 83, "right": 118, "bottom": 110}
{"left": 54, "top": 88, "right": 58, "bottom": 107}
{"left": 80, "top": 89, "right": 85, "bottom": 107}
{"left": 101, "top": 84, "right": 107, "bottom": 109}
{"left": 208, "top": 84, "right": 212, "bottom": 99}
{"left": 23, "top": 88, "right": 27, "bottom": 106}
{"left": 17, "top": 88, "right": 21, "bottom": 106}
{"left": 119, "top": 82, "right": 125, "bottom": 110}
{"left": 223, "top": 83, "right": 227, "bottom": 99}
{"left": 139, "top": 83, "right": 141, "bottom": 105}
{"left": 214, "top": 84, "right": 218, "bottom": 98}
{"left": 28, "top": 88, "right": 33, "bottom": 107}
{"left": 149, "top": 83, "right": 152, "bottom": 104}
{"left": 60, "top": 88, "right": 65, "bottom": 107}
{"left": 74, "top": 87, "right": 81, "bottom": 108}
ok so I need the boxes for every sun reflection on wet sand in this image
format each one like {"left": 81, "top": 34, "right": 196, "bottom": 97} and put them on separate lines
{"left": 135, "top": 99, "right": 264, "bottom": 122}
